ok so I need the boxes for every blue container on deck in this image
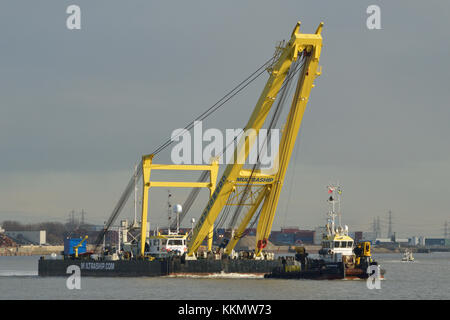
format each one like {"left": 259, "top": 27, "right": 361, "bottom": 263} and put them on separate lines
{"left": 64, "top": 238, "right": 86, "bottom": 255}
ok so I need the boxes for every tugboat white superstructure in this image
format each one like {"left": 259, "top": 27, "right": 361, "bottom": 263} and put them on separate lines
{"left": 319, "top": 184, "right": 355, "bottom": 265}
{"left": 147, "top": 191, "right": 188, "bottom": 257}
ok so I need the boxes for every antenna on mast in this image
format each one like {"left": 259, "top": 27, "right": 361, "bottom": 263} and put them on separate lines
{"left": 326, "top": 183, "right": 343, "bottom": 236}
{"left": 167, "top": 190, "right": 172, "bottom": 233}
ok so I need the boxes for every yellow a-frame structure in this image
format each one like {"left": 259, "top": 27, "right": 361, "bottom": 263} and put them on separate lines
{"left": 139, "top": 155, "right": 219, "bottom": 257}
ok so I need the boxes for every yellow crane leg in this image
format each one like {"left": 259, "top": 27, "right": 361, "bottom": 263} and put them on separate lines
{"left": 207, "top": 162, "right": 218, "bottom": 252}
{"left": 207, "top": 225, "right": 214, "bottom": 252}
{"left": 255, "top": 37, "right": 322, "bottom": 257}
{"left": 140, "top": 154, "right": 154, "bottom": 257}
{"left": 187, "top": 45, "right": 298, "bottom": 256}
{"left": 224, "top": 186, "right": 269, "bottom": 255}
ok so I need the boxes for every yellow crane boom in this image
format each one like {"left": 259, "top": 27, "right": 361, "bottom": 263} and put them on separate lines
{"left": 254, "top": 32, "right": 322, "bottom": 255}
{"left": 187, "top": 21, "right": 324, "bottom": 257}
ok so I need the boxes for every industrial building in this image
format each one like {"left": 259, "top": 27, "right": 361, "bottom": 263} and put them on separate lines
{"left": 424, "top": 238, "right": 450, "bottom": 247}
{"left": 269, "top": 227, "right": 315, "bottom": 245}
{"left": 4, "top": 230, "right": 46, "bottom": 245}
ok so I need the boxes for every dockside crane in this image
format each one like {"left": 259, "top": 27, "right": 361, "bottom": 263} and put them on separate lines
{"left": 187, "top": 22, "right": 324, "bottom": 257}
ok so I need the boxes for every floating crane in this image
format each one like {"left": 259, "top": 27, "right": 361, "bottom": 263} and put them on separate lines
{"left": 95, "top": 21, "right": 323, "bottom": 260}
{"left": 186, "top": 21, "right": 323, "bottom": 257}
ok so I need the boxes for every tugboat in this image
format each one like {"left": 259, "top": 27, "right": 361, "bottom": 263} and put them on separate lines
{"left": 265, "top": 184, "right": 385, "bottom": 280}
{"left": 401, "top": 249, "right": 414, "bottom": 262}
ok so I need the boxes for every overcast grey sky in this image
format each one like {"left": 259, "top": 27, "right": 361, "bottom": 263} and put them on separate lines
{"left": 1, "top": 1, "right": 449, "bottom": 237}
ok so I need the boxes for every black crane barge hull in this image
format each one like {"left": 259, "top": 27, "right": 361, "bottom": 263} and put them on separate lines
{"left": 38, "top": 258, "right": 283, "bottom": 277}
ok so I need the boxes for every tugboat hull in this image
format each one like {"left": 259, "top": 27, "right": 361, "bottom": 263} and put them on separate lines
{"left": 264, "top": 262, "right": 385, "bottom": 280}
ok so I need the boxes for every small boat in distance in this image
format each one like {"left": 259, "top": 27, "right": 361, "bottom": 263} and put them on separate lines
{"left": 402, "top": 249, "right": 415, "bottom": 262}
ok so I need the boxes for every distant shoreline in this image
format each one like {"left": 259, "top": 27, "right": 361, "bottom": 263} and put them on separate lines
{"left": 1, "top": 244, "right": 448, "bottom": 256}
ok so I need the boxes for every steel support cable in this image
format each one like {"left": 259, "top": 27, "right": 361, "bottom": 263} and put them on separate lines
{"left": 227, "top": 56, "right": 304, "bottom": 242}
{"left": 281, "top": 122, "right": 302, "bottom": 227}
{"left": 231, "top": 191, "right": 266, "bottom": 241}
{"left": 152, "top": 57, "right": 276, "bottom": 156}
{"left": 168, "top": 58, "right": 277, "bottom": 229}
{"left": 169, "top": 170, "right": 209, "bottom": 229}
{"left": 260, "top": 57, "right": 308, "bottom": 239}
{"left": 270, "top": 58, "right": 302, "bottom": 227}
{"left": 94, "top": 166, "right": 141, "bottom": 250}
{"left": 213, "top": 191, "right": 235, "bottom": 232}
{"left": 260, "top": 107, "right": 297, "bottom": 239}
{"left": 212, "top": 58, "right": 305, "bottom": 231}
{"left": 94, "top": 57, "right": 275, "bottom": 249}
{"left": 169, "top": 57, "right": 302, "bottom": 229}
{"left": 226, "top": 58, "right": 302, "bottom": 230}
{"left": 213, "top": 58, "right": 304, "bottom": 239}
{"left": 213, "top": 57, "right": 305, "bottom": 244}
{"left": 235, "top": 205, "right": 263, "bottom": 240}
{"left": 215, "top": 57, "right": 306, "bottom": 162}
{"left": 172, "top": 53, "right": 303, "bottom": 229}
{"left": 95, "top": 56, "right": 305, "bottom": 250}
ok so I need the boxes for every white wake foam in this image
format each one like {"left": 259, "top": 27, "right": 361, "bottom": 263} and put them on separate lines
{"left": 166, "top": 272, "right": 264, "bottom": 279}
{"left": 0, "top": 270, "right": 38, "bottom": 277}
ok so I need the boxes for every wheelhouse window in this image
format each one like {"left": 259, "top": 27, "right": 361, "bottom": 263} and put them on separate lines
{"left": 347, "top": 241, "right": 353, "bottom": 248}
{"left": 168, "top": 240, "right": 183, "bottom": 246}
{"left": 334, "top": 241, "right": 340, "bottom": 248}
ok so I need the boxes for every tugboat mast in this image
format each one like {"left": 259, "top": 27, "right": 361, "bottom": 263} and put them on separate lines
{"left": 167, "top": 190, "right": 182, "bottom": 235}
{"left": 326, "top": 184, "right": 344, "bottom": 236}
{"left": 167, "top": 190, "right": 173, "bottom": 234}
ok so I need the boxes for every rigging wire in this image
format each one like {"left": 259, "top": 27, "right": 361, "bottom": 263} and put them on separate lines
{"left": 210, "top": 56, "right": 306, "bottom": 246}
{"left": 152, "top": 57, "right": 276, "bottom": 156}
{"left": 259, "top": 54, "right": 310, "bottom": 240}
{"left": 94, "top": 56, "right": 276, "bottom": 249}
{"left": 171, "top": 55, "right": 305, "bottom": 229}
{"left": 169, "top": 170, "right": 209, "bottom": 229}
{"left": 213, "top": 191, "right": 235, "bottom": 232}
{"left": 225, "top": 57, "right": 304, "bottom": 231}
{"left": 215, "top": 57, "right": 306, "bottom": 161}
{"left": 281, "top": 128, "right": 301, "bottom": 228}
